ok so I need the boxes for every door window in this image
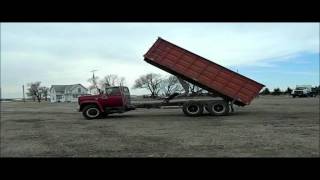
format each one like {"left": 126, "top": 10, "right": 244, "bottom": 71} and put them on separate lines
{"left": 106, "top": 87, "right": 121, "bottom": 96}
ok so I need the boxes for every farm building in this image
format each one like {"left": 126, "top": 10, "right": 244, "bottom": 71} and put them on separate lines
{"left": 50, "top": 84, "right": 88, "bottom": 102}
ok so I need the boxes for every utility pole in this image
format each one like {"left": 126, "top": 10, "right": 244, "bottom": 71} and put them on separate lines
{"left": 22, "top": 85, "right": 25, "bottom": 102}
{"left": 90, "top": 70, "right": 99, "bottom": 94}
{"left": 91, "top": 69, "right": 97, "bottom": 79}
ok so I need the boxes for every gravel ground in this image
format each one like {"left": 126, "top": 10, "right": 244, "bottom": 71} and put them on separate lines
{"left": 0, "top": 96, "right": 319, "bottom": 157}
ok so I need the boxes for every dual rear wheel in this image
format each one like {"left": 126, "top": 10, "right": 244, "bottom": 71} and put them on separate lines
{"left": 182, "top": 101, "right": 204, "bottom": 116}
{"left": 182, "top": 100, "right": 229, "bottom": 116}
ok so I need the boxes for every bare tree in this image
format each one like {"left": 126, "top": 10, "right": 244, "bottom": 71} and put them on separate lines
{"left": 39, "top": 87, "right": 49, "bottom": 101}
{"left": 27, "top": 82, "right": 42, "bottom": 102}
{"left": 26, "top": 90, "right": 35, "bottom": 101}
{"left": 188, "top": 83, "right": 203, "bottom": 96}
{"left": 119, "top": 77, "right": 125, "bottom": 86}
{"left": 99, "top": 74, "right": 126, "bottom": 90}
{"left": 133, "top": 73, "right": 162, "bottom": 98}
{"left": 160, "top": 75, "right": 182, "bottom": 96}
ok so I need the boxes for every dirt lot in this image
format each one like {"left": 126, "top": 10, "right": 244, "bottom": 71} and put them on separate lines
{"left": 1, "top": 96, "right": 319, "bottom": 157}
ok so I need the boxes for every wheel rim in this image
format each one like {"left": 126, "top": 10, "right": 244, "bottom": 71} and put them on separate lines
{"left": 86, "top": 108, "right": 99, "bottom": 118}
{"left": 187, "top": 105, "right": 199, "bottom": 114}
{"left": 212, "top": 104, "right": 225, "bottom": 113}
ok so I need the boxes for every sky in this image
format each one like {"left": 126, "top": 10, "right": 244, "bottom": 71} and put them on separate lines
{"left": 1, "top": 23, "right": 319, "bottom": 98}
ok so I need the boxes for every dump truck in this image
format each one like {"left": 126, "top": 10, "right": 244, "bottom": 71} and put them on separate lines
{"left": 78, "top": 37, "right": 265, "bottom": 119}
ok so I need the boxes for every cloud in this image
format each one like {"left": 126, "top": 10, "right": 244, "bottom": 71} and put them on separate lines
{"left": 1, "top": 23, "right": 319, "bottom": 98}
{"left": 3, "top": 23, "right": 318, "bottom": 66}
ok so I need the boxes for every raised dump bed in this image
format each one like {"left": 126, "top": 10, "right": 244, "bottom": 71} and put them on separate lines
{"left": 144, "top": 37, "right": 265, "bottom": 106}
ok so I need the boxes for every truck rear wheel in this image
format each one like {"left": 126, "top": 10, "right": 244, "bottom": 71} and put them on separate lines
{"left": 208, "top": 101, "right": 229, "bottom": 116}
{"left": 182, "top": 101, "right": 204, "bottom": 116}
{"left": 82, "top": 105, "right": 101, "bottom": 120}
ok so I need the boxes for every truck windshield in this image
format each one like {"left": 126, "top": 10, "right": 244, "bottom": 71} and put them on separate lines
{"left": 296, "top": 87, "right": 305, "bottom": 90}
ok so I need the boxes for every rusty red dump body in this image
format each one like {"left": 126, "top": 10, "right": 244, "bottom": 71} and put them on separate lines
{"left": 144, "top": 37, "right": 265, "bottom": 106}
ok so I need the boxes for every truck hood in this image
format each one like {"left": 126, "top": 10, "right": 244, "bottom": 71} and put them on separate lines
{"left": 78, "top": 95, "right": 100, "bottom": 102}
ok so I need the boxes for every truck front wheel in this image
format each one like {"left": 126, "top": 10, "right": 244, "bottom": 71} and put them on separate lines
{"left": 82, "top": 105, "right": 101, "bottom": 120}
{"left": 182, "top": 101, "right": 204, "bottom": 116}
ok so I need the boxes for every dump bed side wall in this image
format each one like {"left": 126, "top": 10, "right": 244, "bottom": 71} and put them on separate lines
{"left": 144, "top": 38, "right": 265, "bottom": 106}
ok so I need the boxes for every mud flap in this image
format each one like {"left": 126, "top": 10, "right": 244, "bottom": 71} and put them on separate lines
{"left": 229, "top": 100, "right": 235, "bottom": 113}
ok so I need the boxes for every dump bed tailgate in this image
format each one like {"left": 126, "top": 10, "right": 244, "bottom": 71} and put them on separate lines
{"left": 144, "top": 37, "right": 265, "bottom": 106}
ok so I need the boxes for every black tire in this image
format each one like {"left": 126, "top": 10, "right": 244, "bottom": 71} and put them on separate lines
{"left": 182, "top": 101, "right": 204, "bottom": 116}
{"left": 292, "top": 95, "right": 296, "bottom": 98}
{"left": 82, "top": 104, "right": 101, "bottom": 120}
{"left": 208, "top": 101, "right": 229, "bottom": 116}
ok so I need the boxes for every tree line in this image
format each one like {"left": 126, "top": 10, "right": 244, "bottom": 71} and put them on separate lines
{"left": 25, "top": 73, "right": 205, "bottom": 102}
{"left": 132, "top": 73, "right": 205, "bottom": 98}
{"left": 25, "top": 73, "right": 319, "bottom": 102}
{"left": 88, "top": 73, "right": 205, "bottom": 98}
{"left": 259, "top": 86, "right": 320, "bottom": 96}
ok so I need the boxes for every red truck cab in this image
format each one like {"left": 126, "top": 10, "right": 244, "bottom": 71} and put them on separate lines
{"left": 78, "top": 86, "right": 135, "bottom": 119}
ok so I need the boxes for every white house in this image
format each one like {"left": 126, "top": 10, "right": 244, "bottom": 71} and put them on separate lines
{"left": 50, "top": 84, "right": 88, "bottom": 102}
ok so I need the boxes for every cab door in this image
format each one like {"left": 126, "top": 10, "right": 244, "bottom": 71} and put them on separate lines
{"left": 105, "top": 87, "right": 123, "bottom": 107}
{"left": 120, "top": 86, "right": 131, "bottom": 106}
